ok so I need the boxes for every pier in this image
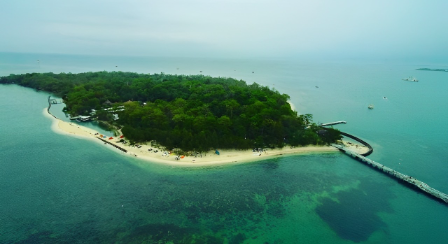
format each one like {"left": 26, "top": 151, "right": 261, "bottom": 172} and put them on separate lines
{"left": 319, "top": 121, "right": 373, "bottom": 156}
{"left": 320, "top": 121, "right": 347, "bottom": 126}
{"left": 333, "top": 144, "right": 448, "bottom": 204}
{"left": 47, "top": 96, "right": 57, "bottom": 119}
{"left": 97, "top": 137, "right": 128, "bottom": 153}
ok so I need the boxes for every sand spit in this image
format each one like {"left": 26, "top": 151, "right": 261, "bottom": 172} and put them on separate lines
{"left": 341, "top": 140, "right": 370, "bottom": 155}
{"left": 43, "top": 108, "right": 338, "bottom": 166}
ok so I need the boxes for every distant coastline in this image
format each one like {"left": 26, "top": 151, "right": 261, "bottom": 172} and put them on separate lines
{"left": 416, "top": 68, "right": 448, "bottom": 72}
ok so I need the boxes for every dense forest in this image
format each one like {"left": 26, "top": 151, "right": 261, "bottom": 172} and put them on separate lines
{"left": 1, "top": 71, "right": 341, "bottom": 151}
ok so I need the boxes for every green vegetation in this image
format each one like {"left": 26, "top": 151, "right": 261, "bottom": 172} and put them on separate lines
{"left": 1, "top": 71, "right": 341, "bottom": 150}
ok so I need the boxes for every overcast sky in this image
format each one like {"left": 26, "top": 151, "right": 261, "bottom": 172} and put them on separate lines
{"left": 1, "top": 0, "right": 447, "bottom": 59}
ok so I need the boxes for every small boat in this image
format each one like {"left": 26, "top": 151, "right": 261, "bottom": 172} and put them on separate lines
{"left": 402, "top": 76, "right": 418, "bottom": 82}
{"left": 368, "top": 104, "right": 374, "bottom": 109}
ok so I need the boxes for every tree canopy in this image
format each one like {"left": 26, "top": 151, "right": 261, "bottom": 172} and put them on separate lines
{"left": 1, "top": 71, "right": 341, "bottom": 150}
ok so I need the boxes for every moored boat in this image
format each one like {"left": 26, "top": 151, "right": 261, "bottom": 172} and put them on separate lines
{"left": 402, "top": 76, "right": 418, "bottom": 82}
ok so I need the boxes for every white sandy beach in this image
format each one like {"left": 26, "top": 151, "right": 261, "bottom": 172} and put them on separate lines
{"left": 340, "top": 140, "right": 370, "bottom": 155}
{"left": 43, "top": 108, "right": 340, "bottom": 166}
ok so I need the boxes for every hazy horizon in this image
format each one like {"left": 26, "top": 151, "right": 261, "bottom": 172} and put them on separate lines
{"left": 2, "top": 0, "right": 448, "bottom": 60}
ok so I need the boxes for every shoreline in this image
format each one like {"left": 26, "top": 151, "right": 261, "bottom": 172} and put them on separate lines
{"left": 43, "top": 108, "right": 339, "bottom": 166}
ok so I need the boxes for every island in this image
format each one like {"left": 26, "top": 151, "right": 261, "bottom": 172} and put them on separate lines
{"left": 1, "top": 71, "right": 342, "bottom": 165}
{"left": 416, "top": 68, "right": 448, "bottom": 72}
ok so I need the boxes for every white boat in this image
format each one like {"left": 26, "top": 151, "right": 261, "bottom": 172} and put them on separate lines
{"left": 402, "top": 76, "right": 418, "bottom": 82}
{"left": 368, "top": 104, "right": 374, "bottom": 109}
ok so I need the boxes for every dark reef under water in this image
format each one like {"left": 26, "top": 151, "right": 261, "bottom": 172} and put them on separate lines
{"left": 316, "top": 179, "right": 395, "bottom": 242}
{"left": 7, "top": 154, "right": 397, "bottom": 244}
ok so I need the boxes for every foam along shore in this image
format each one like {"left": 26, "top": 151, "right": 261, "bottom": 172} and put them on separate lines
{"left": 43, "top": 108, "right": 338, "bottom": 166}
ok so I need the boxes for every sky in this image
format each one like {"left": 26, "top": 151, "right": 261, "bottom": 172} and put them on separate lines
{"left": 1, "top": 0, "right": 448, "bottom": 59}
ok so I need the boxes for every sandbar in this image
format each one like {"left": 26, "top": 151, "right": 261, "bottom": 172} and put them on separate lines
{"left": 340, "top": 140, "right": 370, "bottom": 155}
{"left": 43, "top": 108, "right": 338, "bottom": 166}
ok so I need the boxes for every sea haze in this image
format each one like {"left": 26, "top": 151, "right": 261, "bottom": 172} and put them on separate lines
{"left": 1, "top": 53, "right": 447, "bottom": 243}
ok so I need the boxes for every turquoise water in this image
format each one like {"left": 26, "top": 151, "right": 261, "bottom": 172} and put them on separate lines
{"left": 1, "top": 53, "right": 448, "bottom": 243}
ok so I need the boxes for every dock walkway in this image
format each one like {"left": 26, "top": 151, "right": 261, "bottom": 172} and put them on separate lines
{"left": 319, "top": 121, "right": 373, "bottom": 156}
{"left": 333, "top": 144, "right": 448, "bottom": 204}
{"left": 97, "top": 137, "right": 128, "bottom": 153}
{"left": 320, "top": 121, "right": 347, "bottom": 126}
{"left": 47, "top": 96, "right": 57, "bottom": 119}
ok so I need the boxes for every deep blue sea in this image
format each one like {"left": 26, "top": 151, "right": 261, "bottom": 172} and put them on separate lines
{"left": 1, "top": 52, "right": 447, "bottom": 243}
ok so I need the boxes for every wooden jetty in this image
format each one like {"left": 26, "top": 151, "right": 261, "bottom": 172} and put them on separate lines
{"left": 333, "top": 144, "right": 448, "bottom": 204}
{"left": 320, "top": 121, "right": 347, "bottom": 126}
{"left": 97, "top": 137, "right": 127, "bottom": 153}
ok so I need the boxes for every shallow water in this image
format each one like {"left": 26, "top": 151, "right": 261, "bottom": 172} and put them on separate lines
{"left": 1, "top": 53, "right": 448, "bottom": 243}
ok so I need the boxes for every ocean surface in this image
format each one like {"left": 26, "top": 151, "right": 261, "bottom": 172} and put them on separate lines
{"left": 1, "top": 52, "right": 447, "bottom": 243}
